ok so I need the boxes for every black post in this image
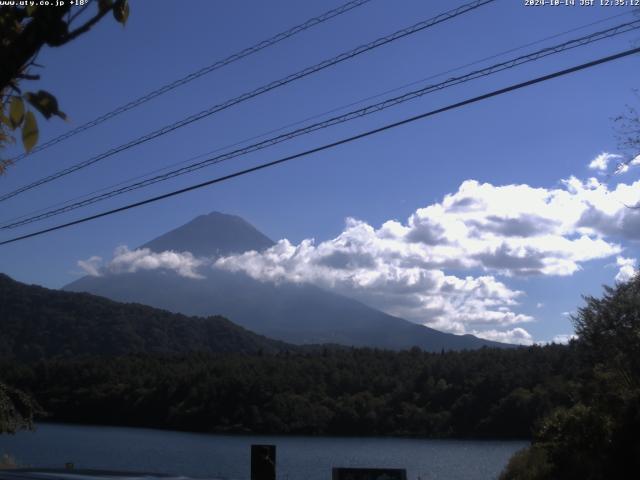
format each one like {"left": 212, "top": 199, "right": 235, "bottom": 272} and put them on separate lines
{"left": 251, "top": 444, "right": 276, "bottom": 480}
{"left": 332, "top": 467, "right": 407, "bottom": 480}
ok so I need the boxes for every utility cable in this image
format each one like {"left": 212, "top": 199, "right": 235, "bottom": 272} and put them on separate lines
{"left": 9, "top": 0, "right": 375, "bottom": 163}
{"left": 2, "top": 8, "right": 631, "bottom": 228}
{"left": 0, "top": 0, "right": 496, "bottom": 203}
{"left": 1, "top": 44, "right": 638, "bottom": 246}
{"left": 3, "top": 19, "right": 639, "bottom": 230}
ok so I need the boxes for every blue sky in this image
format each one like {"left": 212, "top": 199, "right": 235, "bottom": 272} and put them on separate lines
{"left": 1, "top": 0, "right": 639, "bottom": 344}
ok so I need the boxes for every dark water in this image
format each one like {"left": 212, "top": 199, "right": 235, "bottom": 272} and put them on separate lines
{"left": 0, "top": 423, "right": 527, "bottom": 480}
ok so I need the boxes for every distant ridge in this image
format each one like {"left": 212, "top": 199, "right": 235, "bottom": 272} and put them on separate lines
{"left": 65, "top": 212, "right": 514, "bottom": 352}
{"left": 0, "top": 273, "right": 290, "bottom": 360}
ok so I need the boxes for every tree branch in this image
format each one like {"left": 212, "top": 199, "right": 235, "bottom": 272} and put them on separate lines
{"left": 0, "top": 6, "right": 71, "bottom": 92}
{"left": 58, "top": 4, "right": 112, "bottom": 45}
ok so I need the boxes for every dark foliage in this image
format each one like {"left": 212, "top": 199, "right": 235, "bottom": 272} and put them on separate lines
{"left": 1, "top": 1, "right": 129, "bottom": 167}
{"left": 0, "top": 273, "right": 291, "bottom": 359}
{"left": 0, "top": 381, "right": 38, "bottom": 434}
{"left": 501, "top": 275, "right": 640, "bottom": 479}
{"left": 0, "top": 271, "right": 583, "bottom": 439}
{"left": 0, "top": 344, "right": 579, "bottom": 438}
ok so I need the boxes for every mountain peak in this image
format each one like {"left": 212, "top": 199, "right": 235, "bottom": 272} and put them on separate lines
{"left": 140, "top": 211, "right": 274, "bottom": 258}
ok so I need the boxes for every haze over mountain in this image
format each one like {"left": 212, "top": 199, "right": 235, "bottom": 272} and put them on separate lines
{"left": 66, "top": 212, "right": 511, "bottom": 351}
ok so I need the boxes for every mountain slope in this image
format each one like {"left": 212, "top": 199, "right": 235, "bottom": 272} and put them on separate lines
{"left": 0, "top": 273, "right": 290, "bottom": 360}
{"left": 66, "top": 212, "right": 512, "bottom": 351}
{"left": 142, "top": 211, "right": 274, "bottom": 257}
{"left": 68, "top": 269, "right": 504, "bottom": 350}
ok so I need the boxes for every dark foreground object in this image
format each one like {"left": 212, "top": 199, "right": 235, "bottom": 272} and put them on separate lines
{"left": 0, "top": 467, "right": 408, "bottom": 480}
{"left": 251, "top": 444, "right": 276, "bottom": 480}
{"left": 332, "top": 467, "right": 407, "bottom": 480}
{"left": 0, "top": 469, "right": 221, "bottom": 480}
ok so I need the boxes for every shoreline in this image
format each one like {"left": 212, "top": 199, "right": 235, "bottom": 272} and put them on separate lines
{"left": 24, "top": 420, "right": 533, "bottom": 443}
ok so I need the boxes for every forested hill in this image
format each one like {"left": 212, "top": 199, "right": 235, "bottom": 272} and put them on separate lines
{"left": 0, "top": 345, "right": 579, "bottom": 438}
{"left": 0, "top": 273, "right": 292, "bottom": 360}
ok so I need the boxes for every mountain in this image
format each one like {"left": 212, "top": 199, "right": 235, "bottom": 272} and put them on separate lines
{"left": 65, "top": 212, "right": 511, "bottom": 351}
{"left": 0, "top": 273, "right": 290, "bottom": 360}
{"left": 141, "top": 211, "right": 274, "bottom": 257}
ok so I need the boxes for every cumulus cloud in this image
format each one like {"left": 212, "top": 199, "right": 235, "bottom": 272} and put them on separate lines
{"left": 573, "top": 178, "right": 640, "bottom": 238}
{"left": 615, "top": 256, "right": 637, "bottom": 283}
{"left": 218, "top": 177, "right": 628, "bottom": 276}
{"left": 213, "top": 172, "right": 640, "bottom": 339}
{"left": 79, "top": 246, "right": 206, "bottom": 279}
{"left": 400, "top": 178, "right": 623, "bottom": 276}
{"left": 78, "top": 256, "right": 103, "bottom": 277}
{"left": 588, "top": 152, "right": 621, "bottom": 172}
{"left": 472, "top": 328, "right": 534, "bottom": 346}
{"left": 214, "top": 218, "right": 534, "bottom": 338}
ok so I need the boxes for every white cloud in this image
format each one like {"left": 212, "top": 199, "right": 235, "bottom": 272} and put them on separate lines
{"left": 402, "top": 178, "right": 622, "bottom": 276}
{"left": 615, "top": 256, "right": 637, "bottom": 283}
{"left": 215, "top": 178, "right": 631, "bottom": 282}
{"left": 109, "top": 246, "right": 205, "bottom": 279}
{"left": 614, "top": 155, "right": 640, "bottom": 175}
{"left": 536, "top": 302, "right": 544, "bottom": 309}
{"left": 214, "top": 173, "right": 640, "bottom": 339}
{"left": 214, "top": 220, "right": 534, "bottom": 336}
{"left": 79, "top": 246, "right": 206, "bottom": 279}
{"left": 78, "top": 256, "right": 102, "bottom": 277}
{"left": 588, "top": 152, "right": 621, "bottom": 172}
{"left": 472, "top": 328, "right": 534, "bottom": 346}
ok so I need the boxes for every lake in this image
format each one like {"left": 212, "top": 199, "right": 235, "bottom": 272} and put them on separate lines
{"left": 0, "top": 423, "right": 527, "bottom": 480}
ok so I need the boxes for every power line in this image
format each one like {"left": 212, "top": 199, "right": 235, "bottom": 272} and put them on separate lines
{"left": 1, "top": 45, "right": 638, "bottom": 247}
{"left": 4, "top": 19, "right": 639, "bottom": 230}
{"left": 0, "top": 0, "right": 496, "bottom": 203}
{"left": 2, "top": 9, "right": 632, "bottom": 229}
{"left": 9, "top": 0, "right": 374, "bottom": 163}
{"left": 5, "top": 19, "right": 638, "bottom": 229}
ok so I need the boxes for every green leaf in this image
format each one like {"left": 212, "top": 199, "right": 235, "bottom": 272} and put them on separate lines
{"left": 113, "top": 0, "right": 129, "bottom": 25}
{"left": 25, "top": 91, "right": 66, "bottom": 120}
{"left": 21, "top": 111, "right": 38, "bottom": 153}
{"left": 9, "top": 97, "right": 24, "bottom": 129}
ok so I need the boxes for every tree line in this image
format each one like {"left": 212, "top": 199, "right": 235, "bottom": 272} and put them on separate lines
{"left": 1, "top": 343, "right": 579, "bottom": 439}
